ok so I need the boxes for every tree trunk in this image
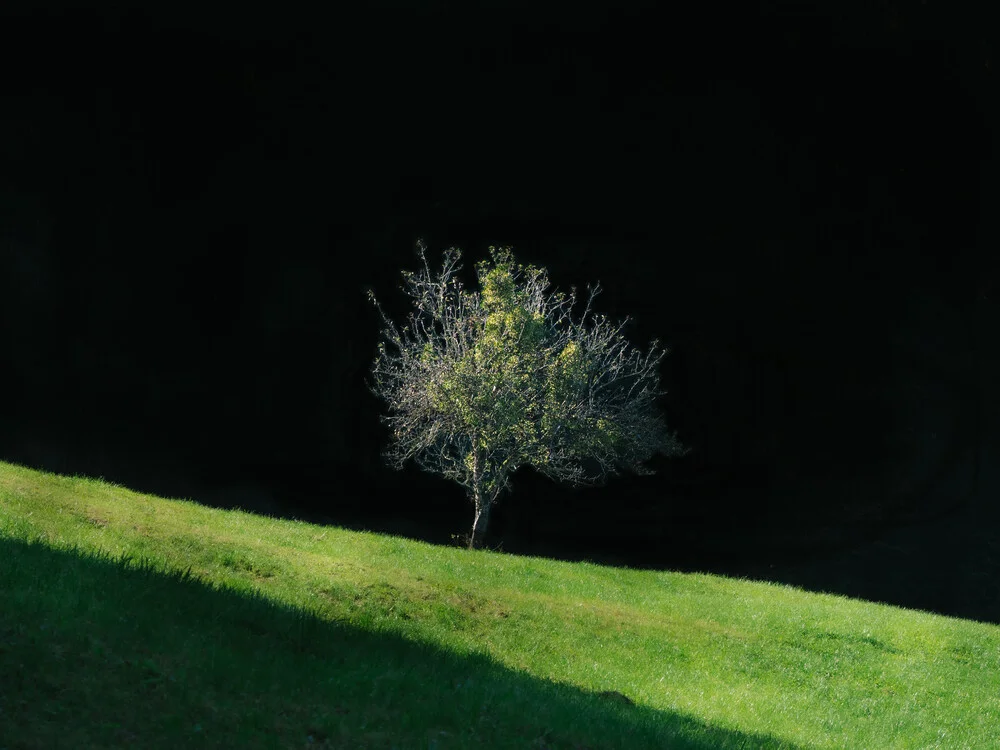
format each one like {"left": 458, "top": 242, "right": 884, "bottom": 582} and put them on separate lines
{"left": 469, "top": 491, "right": 491, "bottom": 550}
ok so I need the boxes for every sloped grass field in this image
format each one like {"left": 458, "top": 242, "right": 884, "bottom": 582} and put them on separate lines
{"left": 1, "top": 461, "right": 998, "bottom": 749}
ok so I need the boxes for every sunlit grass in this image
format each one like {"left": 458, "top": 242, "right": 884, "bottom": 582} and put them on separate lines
{"left": 1, "top": 459, "right": 998, "bottom": 749}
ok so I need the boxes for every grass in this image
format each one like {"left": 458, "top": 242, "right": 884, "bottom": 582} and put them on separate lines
{"left": 1, "top": 460, "right": 998, "bottom": 749}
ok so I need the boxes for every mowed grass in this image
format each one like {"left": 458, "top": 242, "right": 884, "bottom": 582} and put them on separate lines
{"left": 1, "top": 460, "right": 998, "bottom": 749}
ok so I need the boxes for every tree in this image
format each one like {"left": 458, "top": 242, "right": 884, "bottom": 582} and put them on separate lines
{"left": 368, "top": 241, "right": 687, "bottom": 549}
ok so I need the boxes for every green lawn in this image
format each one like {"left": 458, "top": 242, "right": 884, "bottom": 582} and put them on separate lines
{"left": 1, "top": 459, "right": 997, "bottom": 749}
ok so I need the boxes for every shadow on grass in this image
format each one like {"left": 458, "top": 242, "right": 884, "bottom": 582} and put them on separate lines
{"left": 0, "top": 536, "right": 806, "bottom": 750}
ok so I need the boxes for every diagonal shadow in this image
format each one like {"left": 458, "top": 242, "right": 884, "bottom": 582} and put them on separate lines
{"left": 0, "top": 536, "right": 806, "bottom": 750}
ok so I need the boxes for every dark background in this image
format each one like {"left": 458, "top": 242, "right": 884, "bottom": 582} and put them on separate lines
{"left": 2, "top": 1, "right": 999, "bottom": 622}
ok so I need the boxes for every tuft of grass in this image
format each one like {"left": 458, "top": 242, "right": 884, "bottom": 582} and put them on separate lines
{"left": 1, "top": 459, "right": 998, "bottom": 749}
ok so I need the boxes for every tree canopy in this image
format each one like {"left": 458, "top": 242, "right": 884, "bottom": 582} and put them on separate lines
{"left": 369, "top": 241, "right": 687, "bottom": 548}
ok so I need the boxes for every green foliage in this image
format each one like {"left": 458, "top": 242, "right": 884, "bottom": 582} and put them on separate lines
{"left": 369, "top": 242, "right": 687, "bottom": 547}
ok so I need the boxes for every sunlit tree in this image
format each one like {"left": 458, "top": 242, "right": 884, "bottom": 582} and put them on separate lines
{"left": 369, "top": 241, "right": 687, "bottom": 549}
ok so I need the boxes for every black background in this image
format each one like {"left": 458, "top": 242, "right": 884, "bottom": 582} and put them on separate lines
{"left": 3, "top": 1, "right": 1000, "bottom": 621}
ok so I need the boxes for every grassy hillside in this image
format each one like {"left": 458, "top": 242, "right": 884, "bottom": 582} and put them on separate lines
{"left": 1, "top": 460, "right": 998, "bottom": 749}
